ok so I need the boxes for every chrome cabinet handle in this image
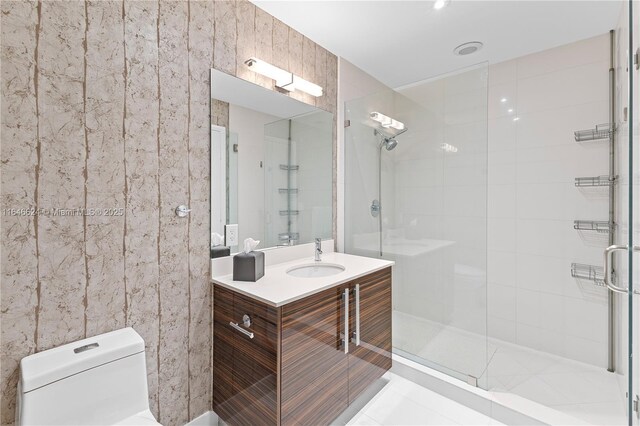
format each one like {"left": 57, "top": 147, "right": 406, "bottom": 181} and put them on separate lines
{"left": 604, "top": 244, "right": 637, "bottom": 294}
{"left": 229, "top": 321, "right": 254, "bottom": 339}
{"left": 354, "top": 284, "right": 361, "bottom": 346}
{"left": 343, "top": 288, "right": 349, "bottom": 354}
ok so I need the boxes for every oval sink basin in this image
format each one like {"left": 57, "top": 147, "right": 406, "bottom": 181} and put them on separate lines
{"left": 287, "top": 263, "right": 345, "bottom": 278}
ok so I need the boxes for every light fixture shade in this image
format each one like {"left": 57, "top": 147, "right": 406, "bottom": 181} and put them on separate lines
{"left": 244, "top": 57, "right": 291, "bottom": 83}
{"left": 440, "top": 143, "right": 458, "bottom": 153}
{"left": 370, "top": 112, "right": 405, "bottom": 131}
{"left": 292, "top": 75, "right": 323, "bottom": 97}
{"left": 245, "top": 57, "right": 323, "bottom": 97}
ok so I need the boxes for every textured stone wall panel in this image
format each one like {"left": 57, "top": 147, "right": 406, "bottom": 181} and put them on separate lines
{"left": 158, "top": 2, "right": 190, "bottom": 424}
{"left": 0, "top": 2, "right": 39, "bottom": 423}
{"left": 84, "top": 0, "right": 126, "bottom": 338}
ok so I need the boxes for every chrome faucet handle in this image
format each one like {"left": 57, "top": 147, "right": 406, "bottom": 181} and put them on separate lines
{"left": 314, "top": 238, "right": 323, "bottom": 261}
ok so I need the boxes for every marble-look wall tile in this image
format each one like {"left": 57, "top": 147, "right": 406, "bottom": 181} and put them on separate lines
{"left": 235, "top": 1, "right": 255, "bottom": 84}
{"left": 272, "top": 18, "right": 289, "bottom": 73}
{"left": 211, "top": 99, "right": 229, "bottom": 129}
{"left": 302, "top": 36, "right": 317, "bottom": 107}
{"left": 1, "top": 2, "right": 337, "bottom": 425}
{"left": 326, "top": 53, "right": 338, "bottom": 115}
{"left": 0, "top": 1, "right": 39, "bottom": 423}
{"left": 84, "top": 0, "right": 126, "bottom": 338}
{"left": 326, "top": 53, "right": 338, "bottom": 242}
{"left": 123, "top": 0, "right": 161, "bottom": 416}
{"left": 254, "top": 7, "right": 273, "bottom": 90}
{"left": 288, "top": 28, "right": 304, "bottom": 103}
{"left": 158, "top": 2, "right": 190, "bottom": 425}
{"left": 315, "top": 45, "right": 328, "bottom": 112}
{"left": 213, "top": 1, "right": 236, "bottom": 75}
{"left": 187, "top": 0, "right": 215, "bottom": 418}
{"left": 35, "top": 0, "right": 87, "bottom": 351}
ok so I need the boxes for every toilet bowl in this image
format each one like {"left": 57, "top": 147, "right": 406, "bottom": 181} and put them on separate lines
{"left": 16, "top": 327, "right": 161, "bottom": 426}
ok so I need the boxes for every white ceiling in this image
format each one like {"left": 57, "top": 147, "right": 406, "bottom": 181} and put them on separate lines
{"left": 252, "top": 0, "right": 624, "bottom": 88}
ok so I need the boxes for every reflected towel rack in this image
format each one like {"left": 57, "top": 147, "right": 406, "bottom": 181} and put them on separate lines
{"left": 570, "top": 263, "right": 606, "bottom": 287}
{"left": 573, "top": 220, "right": 614, "bottom": 233}
{"left": 574, "top": 123, "right": 614, "bottom": 142}
{"left": 280, "top": 164, "right": 299, "bottom": 171}
{"left": 574, "top": 175, "right": 616, "bottom": 187}
{"left": 279, "top": 210, "right": 299, "bottom": 216}
{"left": 279, "top": 188, "right": 299, "bottom": 194}
{"left": 278, "top": 232, "right": 299, "bottom": 241}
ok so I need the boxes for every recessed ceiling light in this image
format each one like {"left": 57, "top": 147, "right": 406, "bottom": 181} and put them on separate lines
{"left": 508, "top": 108, "right": 514, "bottom": 113}
{"left": 513, "top": 117, "right": 520, "bottom": 122}
{"left": 434, "top": 0, "right": 450, "bottom": 10}
{"left": 453, "top": 41, "right": 483, "bottom": 56}
{"left": 500, "top": 98, "right": 507, "bottom": 103}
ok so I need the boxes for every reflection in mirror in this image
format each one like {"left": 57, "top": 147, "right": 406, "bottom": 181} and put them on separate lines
{"left": 211, "top": 69, "right": 333, "bottom": 257}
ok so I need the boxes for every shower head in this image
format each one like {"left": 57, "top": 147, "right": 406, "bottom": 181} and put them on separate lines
{"left": 382, "top": 138, "right": 398, "bottom": 151}
{"left": 375, "top": 129, "right": 400, "bottom": 151}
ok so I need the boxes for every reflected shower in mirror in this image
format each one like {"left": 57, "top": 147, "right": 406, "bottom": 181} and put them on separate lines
{"left": 210, "top": 69, "right": 333, "bottom": 257}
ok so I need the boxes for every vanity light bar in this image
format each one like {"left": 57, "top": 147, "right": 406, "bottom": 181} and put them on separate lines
{"left": 369, "top": 112, "right": 405, "bottom": 131}
{"left": 291, "top": 75, "right": 323, "bottom": 97}
{"left": 244, "top": 57, "right": 292, "bottom": 88}
{"left": 244, "top": 57, "right": 323, "bottom": 97}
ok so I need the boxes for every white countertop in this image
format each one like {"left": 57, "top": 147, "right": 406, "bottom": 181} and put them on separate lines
{"left": 211, "top": 252, "right": 394, "bottom": 307}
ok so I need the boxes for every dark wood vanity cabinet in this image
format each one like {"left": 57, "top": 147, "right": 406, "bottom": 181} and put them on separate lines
{"left": 346, "top": 268, "right": 393, "bottom": 404}
{"left": 213, "top": 267, "right": 392, "bottom": 426}
{"left": 213, "top": 286, "right": 279, "bottom": 425}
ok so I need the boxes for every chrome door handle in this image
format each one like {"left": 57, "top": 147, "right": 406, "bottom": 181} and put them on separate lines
{"left": 604, "top": 244, "right": 638, "bottom": 294}
{"left": 343, "top": 288, "right": 349, "bottom": 354}
{"left": 353, "top": 284, "right": 361, "bottom": 346}
{"left": 229, "top": 321, "right": 254, "bottom": 339}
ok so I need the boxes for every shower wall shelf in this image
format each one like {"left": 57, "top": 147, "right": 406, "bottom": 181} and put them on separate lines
{"left": 573, "top": 220, "right": 614, "bottom": 233}
{"left": 278, "top": 232, "right": 299, "bottom": 241}
{"left": 571, "top": 262, "right": 606, "bottom": 287}
{"left": 279, "top": 188, "right": 299, "bottom": 194}
{"left": 574, "top": 175, "right": 616, "bottom": 187}
{"left": 280, "top": 164, "right": 299, "bottom": 171}
{"left": 574, "top": 123, "right": 614, "bottom": 142}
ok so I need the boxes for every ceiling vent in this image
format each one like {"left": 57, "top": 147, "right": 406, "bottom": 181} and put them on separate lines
{"left": 453, "top": 41, "right": 483, "bottom": 56}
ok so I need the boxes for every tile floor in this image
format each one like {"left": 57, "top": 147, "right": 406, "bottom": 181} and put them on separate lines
{"left": 393, "top": 310, "right": 628, "bottom": 425}
{"left": 346, "top": 372, "right": 504, "bottom": 426}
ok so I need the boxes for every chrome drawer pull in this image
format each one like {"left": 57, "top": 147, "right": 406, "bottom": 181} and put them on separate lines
{"left": 229, "top": 321, "right": 254, "bottom": 339}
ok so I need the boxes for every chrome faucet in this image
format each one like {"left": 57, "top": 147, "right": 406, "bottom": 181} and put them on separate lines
{"left": 314, "top": 238, "right": 323, "bottom": 261}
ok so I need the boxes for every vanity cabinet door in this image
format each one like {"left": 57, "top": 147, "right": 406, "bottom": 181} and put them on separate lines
{"left": 280, "top": 285, "right": 350, "bottom": 426}
{"left": 213, "top": 285, "right": 278, "bottom": 426}
{"left": 348, "top": 267, "right": 392, "bottom": 404}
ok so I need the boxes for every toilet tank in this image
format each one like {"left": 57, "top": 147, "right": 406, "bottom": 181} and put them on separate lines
{"left": 17, "top": 328, "right": 151, "bottom": 425}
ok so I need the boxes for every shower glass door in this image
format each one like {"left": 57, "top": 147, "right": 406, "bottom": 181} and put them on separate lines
{"left": 344, "top": 64, "right": 489, "bottom": 388}
{"left": 624, "top": 1, "right": 638, "bottom": 423}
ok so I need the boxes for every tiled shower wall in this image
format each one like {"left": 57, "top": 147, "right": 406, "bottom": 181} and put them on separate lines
{"left": 487, "top": 34, "right": 612, "bottom": 366}
{"left": 0, "top": 1, "right": 337, "bottom": 425}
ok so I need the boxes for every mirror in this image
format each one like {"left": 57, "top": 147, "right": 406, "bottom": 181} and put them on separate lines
{"left": 211, "top": 69, "right": 333, "bottom": 257}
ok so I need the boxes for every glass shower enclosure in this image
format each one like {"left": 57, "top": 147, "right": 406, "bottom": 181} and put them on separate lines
{"left": 344, "top": 64, "right": 490, "bottom": 387}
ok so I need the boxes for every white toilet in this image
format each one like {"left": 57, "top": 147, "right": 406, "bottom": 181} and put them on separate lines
{"left": 16, "top": 327, "right": 161, "bottom": 426}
